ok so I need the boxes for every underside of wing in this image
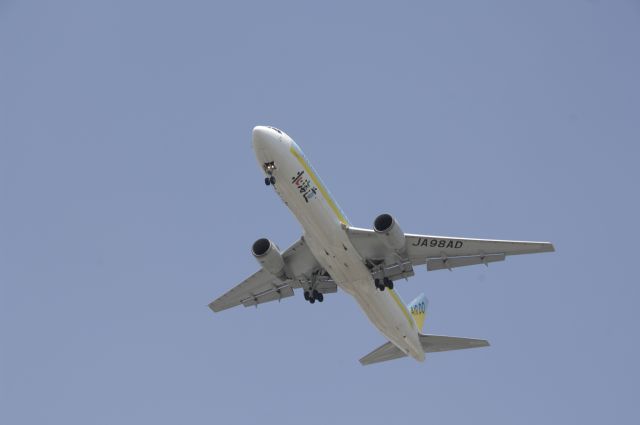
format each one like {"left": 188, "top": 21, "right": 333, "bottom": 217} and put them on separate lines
{"left": 407, "top": 234, "right": 554, "bottom": 271}
{"left": 208, "top": 268, "right": 290, "bottom": 312}
{"left": 346, "top": 226, "right": 554, "bottom": 274}
{"left": 209, "top": 237, "right": 337, "bottom": 312}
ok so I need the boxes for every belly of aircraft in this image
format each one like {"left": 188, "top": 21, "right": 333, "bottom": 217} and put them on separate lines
{"left": 264, "top": 141, "right": 423, "bottom": 360}
{"left": 304, "top": 229, "right": 423, "bottom": 360}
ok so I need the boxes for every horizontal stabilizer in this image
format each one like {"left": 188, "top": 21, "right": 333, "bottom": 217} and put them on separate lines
{"left": 359, "top": 334, "right": 489, "bottom": 365}
{"left": 359, "top": 341, "right": 406, "bottom": 365}
{"left": 419, "top": 334, "right": 489, "bottom": 353}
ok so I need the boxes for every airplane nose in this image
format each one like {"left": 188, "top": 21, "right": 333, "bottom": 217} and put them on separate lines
{"left": 252, "top": 126, "right": 286, "bottom": 152}
{"left": 252, "top": 125, "right": 269, "bottom": 140}
{"left": 252, "top": 126, "right": 275, "bottom": 149}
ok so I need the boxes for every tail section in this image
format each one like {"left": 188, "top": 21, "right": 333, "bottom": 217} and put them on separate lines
{"left": 407, "top": 293, "right": 428, "bottom": 332}
{"left": 359, "top": 334, "right": 489, "bottom": 366}
{"left": 359, "top": 341, "right": 407, "bottom": 365}
{"left": 359, "top": 294, "right": 489, "bottom": 366}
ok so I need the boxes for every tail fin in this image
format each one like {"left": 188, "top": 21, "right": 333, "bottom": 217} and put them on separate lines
{"left": 407, "top": 293, "right": 428, "bottom": 332}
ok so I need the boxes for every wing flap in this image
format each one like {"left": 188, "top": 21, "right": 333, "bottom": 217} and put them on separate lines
{"left": 209, "top": 268, "right": 278, "bottom": 312}
{"left": 241, "top": 285, "right": 295, "bottom": 308}
{"left": 426, "top": 253, "right": 505, "bottom": 271}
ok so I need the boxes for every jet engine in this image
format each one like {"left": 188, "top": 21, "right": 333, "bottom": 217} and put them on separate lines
{"left": 373, "top": 213, "right": 406, "bottom": 253}
{"left": 252, "top": 238, "right": 286, "bottom": 277}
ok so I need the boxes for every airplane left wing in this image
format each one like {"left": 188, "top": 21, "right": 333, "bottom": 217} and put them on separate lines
{"left": 405, "top": 233, "right": 555, "bottom": 271}
{"left": 347, "top": 226, "right": 554, "bottom": 276}
{"left": 209, "top": 237, "right": 336, "bottom": 312}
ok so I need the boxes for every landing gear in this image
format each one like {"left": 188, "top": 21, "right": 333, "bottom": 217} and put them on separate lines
{"left": 263, "top": 162, "right": 277, "bottom": 186}
{"left": 312, "top": 290, "right": 323, "bottom": 302}
{"left": 304, "top": 289, "right": 323, "bottom": 304}
{"left": 374, "top": 277, "right": 394, "bottom": 291}
{"left": 384, "top": 277, "right": 394, "bottom": 290}
{"left": 374, "top": 279, "right": 384, "bottom": 291}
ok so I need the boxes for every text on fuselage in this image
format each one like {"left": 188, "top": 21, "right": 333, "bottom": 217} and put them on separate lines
{"left": 291, "top": 170, "right": 318, "bottom": 203}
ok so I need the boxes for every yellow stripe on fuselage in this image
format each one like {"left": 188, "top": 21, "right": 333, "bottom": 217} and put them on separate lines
{"left": 289, "top": 146, "right": 413, "bottom": 329}
{"left": 388, "top": 289, "right": 415, "bottom": 329}
{"left": 289, "top": 146, "right": 349, "bottom": 226}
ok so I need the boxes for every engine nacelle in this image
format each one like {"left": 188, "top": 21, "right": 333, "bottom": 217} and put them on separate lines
{"left": 252, "top": 238, "right": 286, "bottom": 277}
{"left": 373, "top": 213, "right": 406, "bottom": 253}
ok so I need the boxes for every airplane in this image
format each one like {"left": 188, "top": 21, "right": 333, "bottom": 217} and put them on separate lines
{"left": 209, "top": 126, "right": 555, "bottom": 365}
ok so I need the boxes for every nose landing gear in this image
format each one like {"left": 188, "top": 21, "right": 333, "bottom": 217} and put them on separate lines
{"left": 263, "top": 162, "right": 277, "bottom": 185}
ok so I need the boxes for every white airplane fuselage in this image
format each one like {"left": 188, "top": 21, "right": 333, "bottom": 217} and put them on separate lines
{"left": 252, "top": 126, "right": 424, "bottom": 361}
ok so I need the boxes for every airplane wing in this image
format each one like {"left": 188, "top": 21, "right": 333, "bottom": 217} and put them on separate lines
{"left": 347, "top": 227, "right": 554, "bottom": 276}
{"left": 209, "top": 237, "right": 337, "bottom": 312}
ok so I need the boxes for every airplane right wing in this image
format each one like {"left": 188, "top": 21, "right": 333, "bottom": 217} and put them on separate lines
{"left": 208, "top": 268, "right": 293, "bottom": 312}
{"left": 209, "top": 237, "right": 337, "bottom": 312}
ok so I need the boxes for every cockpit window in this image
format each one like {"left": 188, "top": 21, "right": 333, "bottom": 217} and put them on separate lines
{"left": 267, "top": 126, "right": 283, "bottom": 134}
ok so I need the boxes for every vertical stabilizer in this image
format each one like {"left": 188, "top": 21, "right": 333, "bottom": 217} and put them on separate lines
{"left": 407, "top": 293, "right": 428, "bottom": 332}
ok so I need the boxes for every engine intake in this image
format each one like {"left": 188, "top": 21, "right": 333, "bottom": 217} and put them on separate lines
{"left": 252, "top": 238, "right": 286, "bottom": 277}
{"left": 373, "top": 213, "right": 406, "bottom": 253}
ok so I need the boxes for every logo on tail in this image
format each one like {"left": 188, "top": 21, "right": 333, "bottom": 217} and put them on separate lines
{"left": 407, "top": 293, "right": 428, "bottom": 332}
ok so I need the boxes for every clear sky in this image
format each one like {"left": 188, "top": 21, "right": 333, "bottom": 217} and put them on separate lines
{"left": 1, "top": 1, "right": 639, "bottom": 424}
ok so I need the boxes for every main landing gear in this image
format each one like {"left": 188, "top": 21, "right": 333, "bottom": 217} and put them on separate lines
{"left": 374, "top": 277, "right": 394, "bottom": 291}
{"left": 304, "top": 289, "right": 324, "bottom": 304}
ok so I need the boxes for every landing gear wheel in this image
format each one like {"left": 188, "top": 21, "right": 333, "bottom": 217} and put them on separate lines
{"left": 312, "top": 289, "right": 319, "bottom": 299}
{"left": 309, "top": 297, "right": 316, "bottom": 304}
{"left": 384, "top": 278, "right": 394, "bottom": 290}
{"left": 303, "top": 291, "right": 310, "bottom": 301}
{"left": 316, "top": 293, "right": 324, "bottom": 302}
{"left": 265, "top": 177, "right": 271, "bottom": 186}
{"left": 269, "top": 175, "right": 276, "bottom": 185}
{"left": 374, "top": 279, "right": 382, "bottom": 291}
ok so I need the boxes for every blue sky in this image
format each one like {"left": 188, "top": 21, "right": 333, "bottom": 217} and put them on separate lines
{"left": 1, "top": 1, "right": 639, "bottom": 424}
